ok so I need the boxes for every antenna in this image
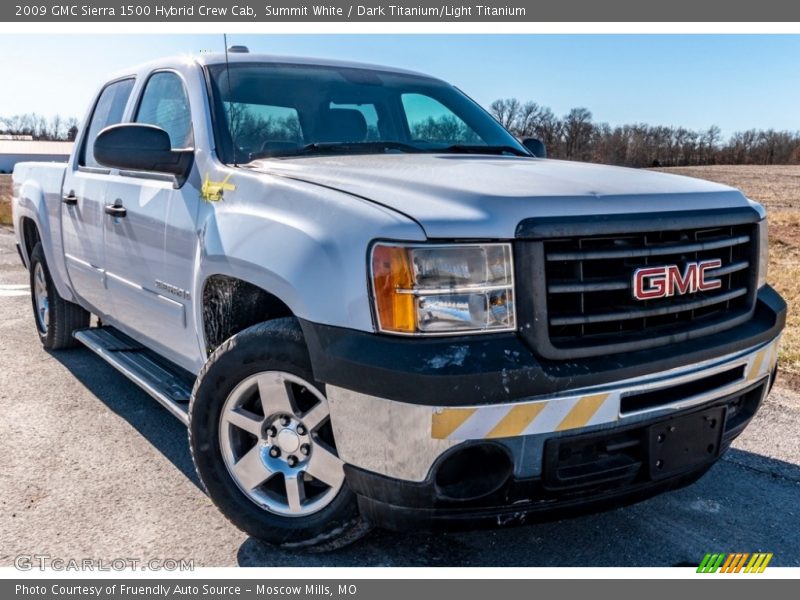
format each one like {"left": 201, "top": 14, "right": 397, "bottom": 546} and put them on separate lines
{"left": 223, "top": 33, "right": 237, "bottom": 166}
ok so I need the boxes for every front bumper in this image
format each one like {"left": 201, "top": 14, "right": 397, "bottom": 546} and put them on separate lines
{"left": 300, "top": 287, "right": 785, "bottom": 529}
{"left": 345, "top": 379, "right": 768, "bottom": 530}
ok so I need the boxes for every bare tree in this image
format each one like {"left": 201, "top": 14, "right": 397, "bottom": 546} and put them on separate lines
{"left": 562, "top": 108, "right": 593, "bottom": 160}
{"left": 489, "top": 98, "right": 521, "bottom": 130}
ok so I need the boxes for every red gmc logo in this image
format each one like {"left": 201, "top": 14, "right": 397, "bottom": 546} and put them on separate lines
{"left": 633, "top": 259, "right": 722, "bottom": 300}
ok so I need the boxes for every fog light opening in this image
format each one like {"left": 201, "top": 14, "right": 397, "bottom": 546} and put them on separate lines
{"left": 434, "top": 443, "right": 513, "bottom": 502}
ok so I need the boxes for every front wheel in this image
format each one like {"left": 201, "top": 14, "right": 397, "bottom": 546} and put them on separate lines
{"left": 188, "top": 318, "right": 369, "bottom": 549}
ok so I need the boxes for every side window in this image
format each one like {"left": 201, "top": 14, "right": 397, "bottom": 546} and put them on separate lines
{"left": 401, "top": 93, "right": 481, "bottom": 145}
{"left": 135, "top": 72, "right": 193, "bottom": 149}
{"left": 80, "top": 78, "right": 135, "bottom": 168}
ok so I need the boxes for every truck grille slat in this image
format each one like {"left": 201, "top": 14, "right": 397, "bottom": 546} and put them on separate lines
{"left": 550, "top": 287, "right": 748, "bottom": 326}
{"left": 546, "top": 234, "right": 750, "bottom": 261}
{"left": 547, "top": 260, "right": 750, "bottom": 295}
{"left": 516, "top": 215, "right": 760, "bottom": 358}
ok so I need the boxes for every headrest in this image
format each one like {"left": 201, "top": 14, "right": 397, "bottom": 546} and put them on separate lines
{"left": 315, "top": 108, "right": 368, "bottom": 143}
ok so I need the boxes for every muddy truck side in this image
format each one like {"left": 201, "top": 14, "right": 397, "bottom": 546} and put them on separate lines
{"left": 12, "top": 50, "right": 786, "bottom": 548}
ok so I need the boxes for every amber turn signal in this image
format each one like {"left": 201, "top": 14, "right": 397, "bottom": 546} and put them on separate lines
{"left": 371, "top": 244, "right": 416, "bottom": 333}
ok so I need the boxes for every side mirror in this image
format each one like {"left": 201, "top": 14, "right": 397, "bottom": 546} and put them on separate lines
{"left": 94, "top": 124, "right": 193, "bottom": 182}
{"left": 522, "top": 138, "right": 547, "bottom": 158}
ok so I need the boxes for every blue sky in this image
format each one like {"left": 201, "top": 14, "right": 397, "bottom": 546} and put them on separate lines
{"left": 2, "top": 34, "right": 800, "bottom": 137}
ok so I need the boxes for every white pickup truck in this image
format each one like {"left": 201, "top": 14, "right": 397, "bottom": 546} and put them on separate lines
{"left": 12, "top": 49, "right": 786, "bottom": 549}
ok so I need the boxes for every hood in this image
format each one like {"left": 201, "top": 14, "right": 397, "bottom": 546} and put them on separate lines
{"left": 248, "top": 154, "right": 750, "bottom": 239}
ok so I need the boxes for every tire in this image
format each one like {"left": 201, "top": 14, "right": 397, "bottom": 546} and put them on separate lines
{"left": 189, "top": 318, "right": 369, "bottom": 550}
{"left": 29, "top": 242, "right": 90, "bottom": 350}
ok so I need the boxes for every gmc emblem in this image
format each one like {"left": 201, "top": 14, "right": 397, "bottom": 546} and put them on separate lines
{"left": 633, "top": 259, "right": 722, "bottom": 300}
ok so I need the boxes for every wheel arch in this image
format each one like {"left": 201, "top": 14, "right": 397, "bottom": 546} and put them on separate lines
{"left": 19, "top": 216, "right": 40, "bottom": 267}
{"left": 199, "top": 273, "right": 296, "bottom": 356}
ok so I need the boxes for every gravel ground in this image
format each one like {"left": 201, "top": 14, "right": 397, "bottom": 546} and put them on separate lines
{"left": 0, "top": 226, "right": 798, "bottom": 567}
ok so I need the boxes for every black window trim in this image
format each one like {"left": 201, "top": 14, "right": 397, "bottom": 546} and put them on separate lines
{"left": 132, "top": 68, "right": 196, "bottom": 151}
{"left": 77, "top": 75, "right": 137, "bottom": 174}
{"left": 117, "top": 68, "right": 196, "bottom": 187}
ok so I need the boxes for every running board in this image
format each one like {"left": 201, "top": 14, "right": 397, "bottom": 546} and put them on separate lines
{"left": 73, "top": 327, "right": 194, "bottom": 426}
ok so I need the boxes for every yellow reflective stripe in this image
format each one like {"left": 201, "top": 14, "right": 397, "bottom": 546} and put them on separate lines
{"left": 555, "top": 393, "right": 610, "bottom": 431}
{"left": 485, "top": 402, "right": 548, "bottom": 439}
{"left": 431, "top": 408, "right": 477, "bottom": 439}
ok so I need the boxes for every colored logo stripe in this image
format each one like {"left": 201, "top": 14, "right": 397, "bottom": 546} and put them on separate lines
{"left": 697, "top": 553, "right": 726, "bottom": 572}
{"left": 697, "top": 553, "right": 772, "bottom": 573}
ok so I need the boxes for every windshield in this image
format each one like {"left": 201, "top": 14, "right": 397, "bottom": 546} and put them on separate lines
{"left": 206, "top": 62, "right": 528, "bottom": 163}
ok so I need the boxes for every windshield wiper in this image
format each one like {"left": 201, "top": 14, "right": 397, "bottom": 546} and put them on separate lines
{"left": 301, "top": 141, "right": 425, "bottom": 154}
{"left": 245, "top": 141, "right": 424, "bottom": 161}
{"left": 262, "top": 141, "right": 425, "bottom": 159}
{"left": 434, "top": 144, "right": 530, "bottom": 157}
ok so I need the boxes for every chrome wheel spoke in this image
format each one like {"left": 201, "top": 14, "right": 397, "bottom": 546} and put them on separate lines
{"left": 301, "top": 402, "right": 329, "bottom": 432}
{"left": 232, "top": 446, "right": 273, "bottom": 491}
{"left": 257, "top": 373, "right": 296, "bottom": 417}
{"left": 284, "top": 475, "right": 305, "bottom": 513}
{"left": 304, "top": 445, "right": 344, "bottom": 488}
{"left": 223, "top": 408, "right": 263, "bottom": 437}
{"left": 220, "top": 371, "right": 344, "bottom": 517}
{"left": 33, "top": 263, "right": 49, "bottom": 333}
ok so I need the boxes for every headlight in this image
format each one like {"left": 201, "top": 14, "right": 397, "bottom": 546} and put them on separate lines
{"left": 758, "top": 218, "right": 769, "bottom": 288}
{"left": 370, "top": 242, "right": 516, "bottom": 335}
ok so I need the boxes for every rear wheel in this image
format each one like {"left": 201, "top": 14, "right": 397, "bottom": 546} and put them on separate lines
{"left": 189, "top": 318, "right": 369, "bottom": 549}
{"left": 29, "top": 242, "right": 90, "bottom": 350}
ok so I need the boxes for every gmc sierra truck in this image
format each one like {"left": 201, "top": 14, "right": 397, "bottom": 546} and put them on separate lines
{"left": 12, "top": 50, "right": 786, "bottom": 549}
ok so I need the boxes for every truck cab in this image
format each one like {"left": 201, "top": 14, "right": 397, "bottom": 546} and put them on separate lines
{"left": 12, "top": 50, "right": 786, "bottom": 549}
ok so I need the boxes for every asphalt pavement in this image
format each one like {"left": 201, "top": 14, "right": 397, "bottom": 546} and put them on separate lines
{"left": 0, "top": 226, "right": 798, "bottom": 567}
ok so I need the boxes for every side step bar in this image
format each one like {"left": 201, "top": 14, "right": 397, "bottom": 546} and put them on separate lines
{"left": 74, "top": 327, "right": 195, "bottom": 426}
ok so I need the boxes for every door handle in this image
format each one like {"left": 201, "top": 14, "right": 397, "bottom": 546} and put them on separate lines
{"left": 62, "top": 192, "right": 78, "bottom": 206}
{"left": 104, "top": 203, "right": 127, "bottom": 218}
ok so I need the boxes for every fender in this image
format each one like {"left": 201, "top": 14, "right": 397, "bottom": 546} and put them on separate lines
{"left": 14, "top": 170, "right": 77, "bottom": 303}
{"left": 190, "top": 169, "right": 426, "bottom": 359}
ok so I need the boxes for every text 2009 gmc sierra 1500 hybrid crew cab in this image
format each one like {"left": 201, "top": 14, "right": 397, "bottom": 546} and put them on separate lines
{"left": 12, "top": 49, "right": 786, "bottom": 549}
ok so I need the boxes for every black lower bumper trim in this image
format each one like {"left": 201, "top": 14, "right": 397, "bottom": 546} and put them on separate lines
{"left": 355, "top": 467, "right": 710, "bottom": 532}
{"left": 301, "top": 286, "right": 785, "bottom": 406}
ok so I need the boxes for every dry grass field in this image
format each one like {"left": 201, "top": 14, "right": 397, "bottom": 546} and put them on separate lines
{"left": 0, "top": 175, "right": 11, "bottom": 226}
{"left": 656, "top": 165, "right": 800, "bottom": 384}
{"left": 1, "top": 167, "right": 797, "bottom": 382}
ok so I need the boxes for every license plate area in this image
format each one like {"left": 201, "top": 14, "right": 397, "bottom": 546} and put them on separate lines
{"left": 648, "top": 406, "right": 725, "bottom": 480}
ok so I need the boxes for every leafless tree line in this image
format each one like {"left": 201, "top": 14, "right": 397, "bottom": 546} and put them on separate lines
{"left": 6, "top": 102, "right": 800, "bottom": 168}
{"left": 490, "top": 98, "right": 800, "bottom": 167}
{"left": 0, "top": 113, "right": 80, "bottom": 141}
